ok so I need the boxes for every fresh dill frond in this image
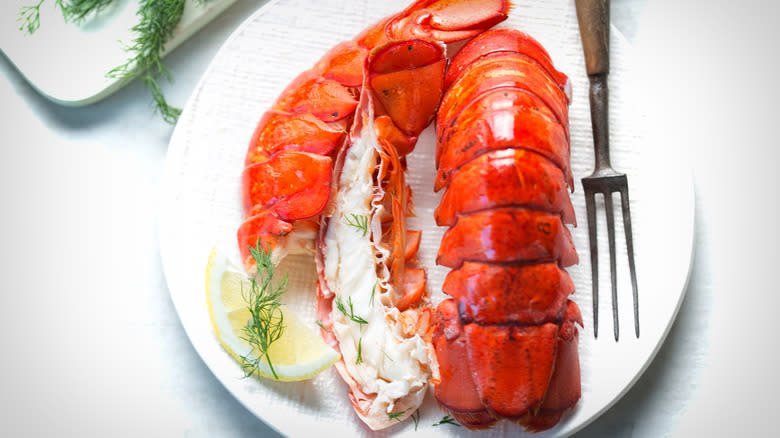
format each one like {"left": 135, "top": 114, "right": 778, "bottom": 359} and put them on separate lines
{"left": 238, "top": 239, "right": 288, "bottom": 380}
{"left": 411, "top": 409, "right": 420, "bottom": 431}
{"left": 315, "top": 320, "right": 332, "bottom": 335}
{"left": 370, "top": 284, "right": 376, "bottom": 306}
{"left": 382, "top": 350, "right": 394, "bottom": 362}
{"left": 18, "top": 0, "right": 115, "bottom": 34}
{"left": 344, "top": 213, "right": 369, "bottom": 237}
{"left": 59, "top": 0, "right": 115, "bottom": 23}
{"left": 388, "top": 408, "right": 409, "bottom": 423}
{"left": 355, "top": 337, "right": 363, "bottom": 364}
{"left": 18, "top": 0, "right": 46, "bottom": 34}
{"left": 432, "top": 415, "right": 461, "bottom": 427}
{"left": 335, "top": 296, "right": 368, "bottom": 325}
{"left": 106, "top": 0, "right": 186, "bottom": 123}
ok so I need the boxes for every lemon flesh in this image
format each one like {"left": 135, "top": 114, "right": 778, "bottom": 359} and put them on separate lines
{"left": 205, "top": 247, "right": 340, "bottom": 381}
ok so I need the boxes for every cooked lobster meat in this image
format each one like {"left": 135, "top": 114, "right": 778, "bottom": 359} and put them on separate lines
{"left": 315, "top": 39, "right": 444, "bottom": 430}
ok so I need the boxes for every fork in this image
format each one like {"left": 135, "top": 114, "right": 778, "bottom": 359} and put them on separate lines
{"left": 575, "top": 0, "right": 638, "bottom": 340}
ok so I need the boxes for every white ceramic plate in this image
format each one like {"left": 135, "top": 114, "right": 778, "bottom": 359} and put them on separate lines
{"left": 0, "top": 0, "right": 237, "bottom": 105}
{"left": 160, "top": 0, "right": 695, "bottom": 436}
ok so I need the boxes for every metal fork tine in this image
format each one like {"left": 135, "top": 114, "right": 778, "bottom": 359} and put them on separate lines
{"left": 604, "top": 192, "right": 619, "bottom": 341}
{"left": 620, "top": 187, "right": 639, "bottom": 338}
{"left": 584, "top": 190, "right": 599, "bottom": 339}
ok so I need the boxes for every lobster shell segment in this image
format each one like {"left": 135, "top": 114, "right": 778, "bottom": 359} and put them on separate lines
{"left": 436, "top": 51, "right": 570, "bottom": 138}
{"left": 238, "top": 0, "right": 510, "bottom": 269}
{"left": 434, "top": 87, "right": 571, "bottom": 191}
{"left": 431, "top": 29, "right": 582, "bottom": 431}
{"left": 444, "top": 27, "right": 570, "bottom": 91}
{"left": 241, "top": 151, "right": 332, "bottom": 220}
{"left": 434, "top": 148, "right": 576, "bottom": 227}
{"left": 444, "top": 262, "right": 574, "bottom": 325}
{"left": 436, "top": 207, "right": 578, "bottom": 269}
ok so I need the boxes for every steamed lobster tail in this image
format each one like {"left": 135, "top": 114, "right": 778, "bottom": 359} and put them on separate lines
{"left": 315, "top": 39, "right": 445, "bottom": 430}
{"left": 431, "top": 29, "right": 583, "bottom": 431}
{"left": 237, "top": 0, "right": 510, "bottom": 269}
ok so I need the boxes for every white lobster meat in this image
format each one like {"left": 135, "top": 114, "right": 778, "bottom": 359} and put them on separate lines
{"left": 314, "top": 39, "right": 446, "bottom": 430}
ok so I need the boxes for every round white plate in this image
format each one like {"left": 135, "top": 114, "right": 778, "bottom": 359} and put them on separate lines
{"left": 160, "top": 0, "right": 695, "bottom": 436}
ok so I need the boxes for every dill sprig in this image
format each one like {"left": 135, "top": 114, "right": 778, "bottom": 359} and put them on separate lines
{"left": 411, "top": 409, "right": 420, "bottom": 431}
{"left": 239, "top": 240, "right": 288, "bottom": 380}
{"left": 18, "top": 0, "right": 45, "bottom": 34}
{"left": 432, "top": 415, "right": 461, "bottom": 427}
{"left": 335, "top": 296, "right": 368, "bottom": 325}
{"left": 18, "top": 0, "right": 114, "bottom": 33}
{"left": 60, "top": 0, "right": 114, "bottom": 23}
{"left": 388, "top": 408, "right": 409, "bottom": 423}
{"left": 370, "top": 284, "right": 376, "bottom": 306}
{"left": 106, "top": 0, "right": 186, "bottom": 123}
{"left": 315, "top": 320, "right": 332, "bottom": 335}
{"left": 344, "top": 213, "right": 369, "bottom": 237}
{"left": 355, "top": 337, "right": 363, "bottom": 365}
{"left": 18, "top": 1, "right": 43, "bottom": 34}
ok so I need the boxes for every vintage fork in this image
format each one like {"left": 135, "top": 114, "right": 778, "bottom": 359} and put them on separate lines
{"left": 575, "top": 0, "right": 638, "bottom": 340}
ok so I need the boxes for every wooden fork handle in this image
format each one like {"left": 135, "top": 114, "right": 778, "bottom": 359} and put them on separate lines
{"left": 577, "top": 0, "right": 612, "bottom": 172}
{"left": 575, "top": 0, "right": 610, "bottom": 76}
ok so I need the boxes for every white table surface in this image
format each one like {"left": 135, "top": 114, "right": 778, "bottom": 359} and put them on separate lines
{"left": 0, "top": 0, "right": 777, "bottom": 436}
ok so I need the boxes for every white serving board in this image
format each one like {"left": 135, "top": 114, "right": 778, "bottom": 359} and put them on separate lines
{"left": 0, "top": 0, "right": 236, "bottom": 105}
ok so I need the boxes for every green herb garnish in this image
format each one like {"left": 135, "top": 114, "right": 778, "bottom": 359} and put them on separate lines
{"left": 388, "top": 408, "right": 409, "bottom": 423}
{"left": 107, "top": 0, "right": 186, "bottom": 123}
{"left": 18, "top": 0, "right": 46, "bottom": 34}
{"left": 411, "top": 409, "right": 420, "bottom": 431}
{"left": 335, "top": 296, "right": 368, "bottom": 325}
{"left": 18, "top": 0, "right": 114, "bottom": 33}
{"left": 239, "top": 240, "right": 287, "bottom": 380}
{"left": 370, "top": 284, "right": 376, "bottom": 306}
{"left": 344, "top": 213, "right": 369, "bottom": 237}
{"left": 355, "top": 337, "right": 363, "bottom": 364}
{"left": 315, "top": 320, "right": 332, "bottom": 334}
{"left": 60, "top": 0, "right": 114, "bottom": 23}
{"left": 432, "top": 415, "right": 461, "bottom": 427}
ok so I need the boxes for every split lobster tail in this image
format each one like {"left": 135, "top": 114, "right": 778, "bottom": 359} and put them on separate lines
{"left": 315, "top": 38, "right": 446, "bottom": 431}
{"left": 431, "top": 28, "right": 582, "bottom": 431}
{"left": 237, "top": 0, "right": 511, "bottom": 270}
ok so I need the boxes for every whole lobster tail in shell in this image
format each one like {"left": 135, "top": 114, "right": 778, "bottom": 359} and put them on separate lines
{"left": 237, "top": 0, "right": 510, "bottom": 269}
{"left": 315, "top": 39, "right": 446, "bottom": 431}
{"left": 431, "top": 29, "right": 582, "bottom": 431}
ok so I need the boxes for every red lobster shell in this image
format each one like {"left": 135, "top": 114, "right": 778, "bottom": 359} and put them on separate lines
{"left": 237, "top": 0, "right": 510, "bottom": 270}
{"left": 431, "top": 28, "right": 583, "bottom": 431}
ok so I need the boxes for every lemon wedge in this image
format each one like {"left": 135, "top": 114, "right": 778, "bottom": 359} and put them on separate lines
{"left": 205, "top": 247, "right": 339, "bottom": 381}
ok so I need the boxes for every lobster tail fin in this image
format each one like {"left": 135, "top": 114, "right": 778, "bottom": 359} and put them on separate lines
{"left": 432, "top": 299, "right": 498, "bottom": 429}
